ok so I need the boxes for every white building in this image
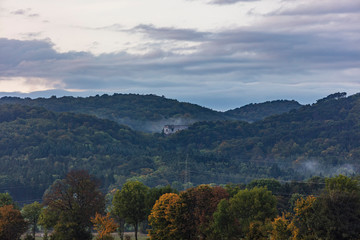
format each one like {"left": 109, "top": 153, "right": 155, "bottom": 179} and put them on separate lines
{"left": 163, "top": 125, "right": 189, "bottom": 135}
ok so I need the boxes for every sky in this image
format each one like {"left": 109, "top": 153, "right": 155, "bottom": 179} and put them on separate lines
{"left": 0, "top": 0, "right": 359, "bottom": 110}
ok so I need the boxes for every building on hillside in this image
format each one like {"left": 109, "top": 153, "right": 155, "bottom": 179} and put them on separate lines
{"left": 163, "top": 125, "right": 189, "bottom": 135}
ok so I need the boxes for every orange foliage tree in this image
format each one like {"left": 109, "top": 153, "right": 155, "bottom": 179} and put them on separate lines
{"left": 148, "top": 193, "right": 181, "bottom": 240}
{"left": 91, "top": 212, "right": 118, "bottom": 240}
{"left": 0, "top": 205, "right": 28, "bottom": 240}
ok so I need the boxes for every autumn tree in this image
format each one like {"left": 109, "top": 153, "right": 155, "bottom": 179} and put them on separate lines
{"left": 21, "top": 201, "right": 42, "bottom": 239}
{"left": 43, "top": 170, "right": 105, "bottom": 240}
{"left": 175, "top": 185, "right": 229, "bottom": 240}
{"left": 270, "top": 212, "right": 293, "bottom": 240}
{"left": 91, "top": 212, "right": 118, "bottom": 240}
{"left": 0, "top": 204, "right": 28, "bottom": 240}
{"left": 148, "top": 193, "right": 181, "bottom": 240}
{"left": 291, "top": 195, "right": 318, "bottom": 239}
{"left": 112, "top": 181, "right": 149, "bottom": 240}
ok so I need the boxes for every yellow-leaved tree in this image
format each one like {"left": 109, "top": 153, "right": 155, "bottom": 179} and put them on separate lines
{"left": 91, "top": 212, "right": 118, "bottom": 240}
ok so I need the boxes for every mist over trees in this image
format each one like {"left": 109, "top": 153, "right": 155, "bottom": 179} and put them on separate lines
{"left": 1, "top": 92, "right": 360, "bottom": 204}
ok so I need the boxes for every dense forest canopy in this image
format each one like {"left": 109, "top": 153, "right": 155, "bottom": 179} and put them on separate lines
{"left": 0, "top": 92, "right": 359, "bottom": 204}
{"left": 0, "top": 94, "right": 301, "bottom": 132}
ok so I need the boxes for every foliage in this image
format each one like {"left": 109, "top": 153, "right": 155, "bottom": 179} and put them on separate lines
{"left": 270, "top": 212, "right": 293, "bottom": 240}
{"left": 3, "top": 93, "right": 360, "bottom": 204}
{"left": 43, "top": 170, "right": 105, "bottom": 240}
{"left": 112, "top": 181, "right": 149, "bottom": 240}
{"left": 0, "top": 204, "right": 28, "bottom": 240}
{"left": 91, "top": 212, "right": 118, "bottom": 240}
{"left": 225, "top": 100, "right": 302, "bottom": 122}
{"left": 148, "top": 193, "right": 181, "bottom": 240}
{"left": 0, "top": 193, "right": 15, "bottom": 208}
{"left": 291, "top": 196, "right": 318, "bottom": 239}
{"left": 230, "top": 187, "right": 277, "bottom": 237}
{"left": 175, "top": 185, "right": 229, "bottom": 240}
{"left": 21, "top": 201, "right": 42, "bottom": 239}
{"left": 210, "top": 199, "right": 237, "bottom": 240}
{"left": 38, "top": 207, "right": 58, "bottom": 240}
{"left": 325, "top": 174, "right": 360, "bottom": 193}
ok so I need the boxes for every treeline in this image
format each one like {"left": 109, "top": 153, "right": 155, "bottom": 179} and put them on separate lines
{"left": 1, "top": 93, "right": 360, "bottom": 203}
{"left": 0, "top": 93, "right": 301, "bottom": 132}
{"left": 1, "top": 172, "right": 359, "bottom": 239}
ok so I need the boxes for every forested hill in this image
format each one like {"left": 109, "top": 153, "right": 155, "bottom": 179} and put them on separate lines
{"left": 0, "top": 94, "right": 301, "bottom": 132}
{"left": 225, "top": 100, "right": 302, "bottom": 122}
{"left": 167, "top": 92, "right": 359, "bottom": 176}
{"left": 0, "top": 94, "right": 226, "bottom": 132}
{"left": 1, "top": 92, "right": 360, "bottom": 203}
{"left": 0, "top": 104, "right": 154, "bottom": 202}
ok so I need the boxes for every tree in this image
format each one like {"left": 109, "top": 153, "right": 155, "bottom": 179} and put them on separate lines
{"left": 0, "top": 193, "right": 15, "bottom": 208}
{"left": 112, "top": 181, "right": 149, "bottom": 240}
{"left": 43, "top": 170, "right": 105, "bottom": 240}
{"left": 310, "top": 175, "right": 360, "bottom": 239}
{"left": 21, "top": 201, "right": 42, "bottom": 239}
{"left": 230, "top": 187, "right": 277, "bottom": 238}
{"left": 175, "top": 185, "right": 229, "bottom": 240}
{"left": 91, "top": 212, "right": 118, "bottom": 240}
{"left": 270, "top": 213, "right": 293, "bottom": 240}
{"left": 148, "top": 193, "right": 181, "bottom": 240}
{"left": 291, "top": 195, "right": 318, "bottom": 239}
{"left": 210, "top": 199, "right": 238, "bottom": 240}
{"left": 0, "top": 205, "right": 28, "bottom": 240}
{"left": 38, "top": 207, "right": 59, "bottom": 240}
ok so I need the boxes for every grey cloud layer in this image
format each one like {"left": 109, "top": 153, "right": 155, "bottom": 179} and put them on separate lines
{"left": 1, "top": 0, "right": 360, "bottom": 108}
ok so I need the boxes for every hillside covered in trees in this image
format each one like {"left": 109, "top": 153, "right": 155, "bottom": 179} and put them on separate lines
{"left": 0, "top": 92, "right": 359, "bottom": 203}
{"left": 0, "top": 94, "right": 301, "bottom": 132}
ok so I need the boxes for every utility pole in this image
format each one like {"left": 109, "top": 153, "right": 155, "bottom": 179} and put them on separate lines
{"left": 184, "top": 154, "right": 190, "bottom": 191}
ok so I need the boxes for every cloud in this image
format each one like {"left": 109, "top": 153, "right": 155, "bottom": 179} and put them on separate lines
{"left": 272, "top": 0, "right": 360, "bottom": 15}
{"left": 209, "top": 0, "right": 259, "bottom": 5}
{"left": 1, "top": 0, "right": 360, "bottom": 109}
{"left": 188, "top": 0, "right": 259, "bottom": 5}
{"left": 131, "top": 24, "right": 210, "bottom": 42}
{"left": 10, "top": 8, "right": 40, "bottom": 18}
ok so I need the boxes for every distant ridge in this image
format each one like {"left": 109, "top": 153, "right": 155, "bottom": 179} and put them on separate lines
{"left": 225, "top": 100, "right": 302, "bottom": 122}
{"left": 0, "top": 93, "right": 301, "bottom": 132}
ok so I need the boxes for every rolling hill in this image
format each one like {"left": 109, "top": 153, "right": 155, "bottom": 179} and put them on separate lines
{"left": 0, "top": 92, "right": 358, "bottom": 203}
{"left": 0, "top": 94, "right": 301, "bottom": 132}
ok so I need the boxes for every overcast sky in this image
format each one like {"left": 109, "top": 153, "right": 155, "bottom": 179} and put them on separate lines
{"left": 0, "top": 0, "right": 359, "bottom": 110}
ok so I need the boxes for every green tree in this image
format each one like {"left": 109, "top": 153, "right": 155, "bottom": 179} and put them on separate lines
{"left": 309, "top": 175, "right": 360, "bottom": 239}
{"left": 21, "top": 201, "right": 42, "bottom": 239}
{"left": 0, "top": 193, "right": 14, "bottom": 207}
{"left": 38, "top": 207, "right": 58, "bottom": 240}
{"left": 0, "top": 205, "right": 28, "bottom": 240}
{"left": 210, "top": 199, "right": 238, "bottom": 240}
{"left": 112, "top": 181, "right": 149, "bottom": 240}
{"left": 43, "top": 170, "right": 105, "bottom": 240}
{"left": 230, "top": 187, "right": 277, "bottom": 237}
